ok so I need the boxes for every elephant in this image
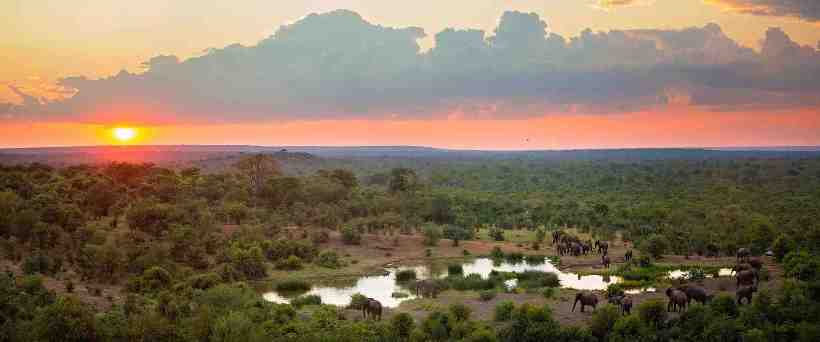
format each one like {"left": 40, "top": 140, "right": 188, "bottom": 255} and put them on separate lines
{"left": 737, "top": 248, "right": 751, "bottom": 262}
{"left": 736, "top": 269, "right": 758, "bottom": 287}
{"left": 678, "top": 285, "right": 712, "bottom": 305}
{"left": 572, "top": 292, "right": 599, "bottom": 313}
{"left": 736, "top": 285, "right": 757, "bottom": 305}
{"left": 362, "top": 298, "right": 382, "bottom": 320}
{"left": 733, "top": 263, "right": 752, "bottom": 274}
{"left": 572, "top": 243, "right": 582, "bottom": 256}
{"left": 666, "top": 288, "right": 688, "bottom": 312}
{"left": 601, "top": 255, "right": 611, "bottom": 268}
{"left": 608, "top": 295, "right": 633, "bottom": 315}
{"left": 595, "top": 241, "right": 609, "bottom": 255}
{"left": 624, "top": 249, "right": 633, "bottom": 262}
{"left": 748, "top": 257, "right": 763, "bottom": 271}
{"left": 552, "top": 231, "right": 564, "bottom": 245}
{"left": 415, "top": 279, "right": 440, "bottom": 298}
{"left": 582, "top": 242, "right": 592, "bottom": 255}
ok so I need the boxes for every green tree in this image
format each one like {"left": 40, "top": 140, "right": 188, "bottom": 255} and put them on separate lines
{"left": 32, "top": 297, "right": 97, "bottom": 342}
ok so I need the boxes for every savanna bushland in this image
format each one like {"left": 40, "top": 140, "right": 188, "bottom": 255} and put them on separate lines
{"left": 0, "top": 147, "right": 818, "bottom": 341}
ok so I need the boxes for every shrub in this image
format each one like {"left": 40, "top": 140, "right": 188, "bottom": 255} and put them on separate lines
{"left": 606, "top": 283, "right": 625, "bottom": 299}
{"left": 349, "top": 293, "right": 369, "bottom": 309}
{"left": 275, "top": 279, "right": 310, "bottom": 293}
{"left": 516, "top": 271, "right": 560, "bottom": 288}
{"left": 187, "top": 273, "right": 222, "bottom": 290}
{"left": 65, "top": 279, "right": 74, "bottom": 293}
{"left": 590, "top": 304, "right": 621, "bottom": 340}
{"left": 22, "top": 253, "right": 54, "bottom": 275}
{"left": 449, "top": 303, "right": 472, "bottom": 321}
{"left": 425, "top": 249, "right": 432, "bottom": 257}
{"left": 687, "top": 268, "right": 707, "bottom": 282}
{"left": 396, "top": 269, "right": 417, "bottom": 282}
{"left": 391, "top": 313, "right": 415, "bottom": 340}
{"left": 448, "top": 274, "right": 495, "bottom": 291}
{"left": 490, "top": 246, "right": 505, "bottom": 259}
{"left": 290, "top": 294, "right": 321, "bottom": 308}
{"left": 541, "top": 287, "right": 557, "bottom": 299}
{"left": 444, "top": 224, "right": 474, "bottom": 242}
{"left": 422, "top": 223, "right": 443, "bottom": 246}
{"left": 479, "top": 289, "right": 497, "bottom": 301}
{"left": 494, "top": 301, "right": 515, "bottom": 321}
{"left": 276, "top": 255, "right": 303, "bottom": 270}
{"left": 535, "top": 228, "right": 546, "bottom": 243}
{"left": 341, "top": 225, "right": 361, "bottom": 245}
{"left": 488, "top": 227, "right": 505, "bottom": 241}
{"left": 142, "top": 266, "right": 172, "bottom": 292}
{"left": 709, "top": 294, "right": 738, "bottom": 317}
{"left": 641, "top": 234, "right": 668, "bottom": 259}
{"left": 462, "top": 249, "right": 471, "bottom": 256}
{"left": 505, "top": 252, "right": 524, "bottom": 262}
{"left": 783, "top": 250, "right": 820, "bottom": 281}
{"left": 448, "top": 264, "right": 463, "bottom": 275}
{"left": 637, "top": 299, "right": 667, "bottom": 327}
{"left": 310, "top": 230, "right": 330, "bottom": 244}
{"left": 316, "top": 251, "right": 343, "bottom": 269}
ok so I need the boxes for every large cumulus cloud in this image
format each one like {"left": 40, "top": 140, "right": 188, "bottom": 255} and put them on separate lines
{"left": 3, "top": 9, "right": 820, "bottom": 123}
{"left": 705, "top": 0, "right": 820, "bottom": 22}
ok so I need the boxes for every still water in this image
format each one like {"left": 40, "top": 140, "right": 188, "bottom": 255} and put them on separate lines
{"left": 263, "top": 257, "right": 623, "bottom": 308}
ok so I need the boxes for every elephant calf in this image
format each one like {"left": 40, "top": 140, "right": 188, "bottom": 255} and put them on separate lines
{"left": 572, "top": 292, "right": 598, "bottom": 313}
{"left": 736, "top": 285, "right": 757, "bottom": 305}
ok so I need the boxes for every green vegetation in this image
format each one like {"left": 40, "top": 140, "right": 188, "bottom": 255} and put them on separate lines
{"left": 1, "top": 152, "right": 819, "bottom": 341}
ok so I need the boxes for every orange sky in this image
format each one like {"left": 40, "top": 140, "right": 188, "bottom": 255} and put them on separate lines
{"left": 2, "top": 1, "right": 820, "bottom": 149}
{"left": 3, "top": 107, "right": 818, "bottom": 149}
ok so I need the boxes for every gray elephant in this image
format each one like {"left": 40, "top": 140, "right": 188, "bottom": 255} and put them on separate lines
{"left": 362, "top": 297, "right": 382, "bottom": 320}
{"left": 666, "top": 288, "right": 688, "bottom": 312}
{"left": 572, "top": 292, "right": 598, "bottom": 312}
{"left": 736, "top": 285, "right": 757, "bottom": 305}
{"left": 736, "top": 269, "right": 758, "bottom": 287}
{"left": 601, "top": 255, "right": 611, "bottom": 268}
{"left": 608, "top": 295, "right": 632, "bottom": 315}
{"left": 415, "top": 279, "right": 440, "bottom": 298}
{"left": 678, "top": 285, "right": 712, "bottom": 305}
{"left": 736, "top": 248, "right": 750, "bottom": 262}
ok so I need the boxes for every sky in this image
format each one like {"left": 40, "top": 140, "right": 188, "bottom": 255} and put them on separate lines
{"left": 1, "top": 0, "right": 819, "bottom": 149}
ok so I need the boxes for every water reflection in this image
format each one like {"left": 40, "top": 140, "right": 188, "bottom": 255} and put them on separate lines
{"left": 667, "top": 268, "right": 734, "bottom": 280}
{"left": 264, "top": 257, "right": 623, "bottom": 308}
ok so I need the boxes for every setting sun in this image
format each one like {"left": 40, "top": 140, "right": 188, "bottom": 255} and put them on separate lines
{"left": 113, "top": 127, "right": 137, "bottom": 142}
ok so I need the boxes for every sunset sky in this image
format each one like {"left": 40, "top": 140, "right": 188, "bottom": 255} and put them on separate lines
{"left": 2, "top": 0, "right": 819, "bottom": 149}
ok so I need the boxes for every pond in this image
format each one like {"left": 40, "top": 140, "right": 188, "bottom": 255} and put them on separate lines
{"left": 263, "top": 257, "right": 623, "bottom": 308}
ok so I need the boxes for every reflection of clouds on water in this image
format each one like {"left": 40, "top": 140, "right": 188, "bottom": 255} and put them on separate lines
{"left": 264, "top": 257, "right": 624, "bottom": 308}
{"left": 667, "top": 268, "right": 734, "bottom": 280}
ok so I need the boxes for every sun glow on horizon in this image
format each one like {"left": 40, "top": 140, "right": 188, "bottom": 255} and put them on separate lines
{"left": 112, "top": 127, "right": 137, "bottom": 143}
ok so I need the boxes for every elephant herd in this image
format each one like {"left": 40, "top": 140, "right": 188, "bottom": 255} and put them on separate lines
{"left": 572, "top": 292, "right": 633, "bottom": 315}
{"left": 552, "top": 231, "right": 612, "bottom": 259}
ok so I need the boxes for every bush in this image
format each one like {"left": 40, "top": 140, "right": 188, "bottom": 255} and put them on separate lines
{"left": 391, "top": 313, "right": 415, "bottom": 340}
{"left": 637, "top": 299, "right": 667, "bottom": 327}
{"left": 316, "top": 251, "right": 343, "bottom": 269}
{"left": 606, "top": 284, "right": 625, "bottom": 299}
{"left": 590, "top": 304, "right": 621, "bottom": 340}
{"left": 310, "top": 230, "right": 330, "bottom": 244}
{"left": 462, "top": 249, "right": 471, "bottom": 256}
{"left": 65, "top": 279, "right": 74, "bottom": 293}
{"left": 341, "top": 225, "right": 361, "bottom": 245}
{"left": 541, "top": 287, "right": 557, "bottom": 299}
{"left": 495, "top": 301, "right": 515, "bottom": 321}
{"left": 783, "top": 250, "right": 820, "bottom": 281}
{"left": 709, "top": 294, "right": 738, "bottom": 317}
{"left": 422, "top": 223, "right": 443, "bottom": 246}
{"left": 349, "top": 293, "right": 369, "bottom": 309}
{"left": 275, "top": 279, "right": 310, "bottom": 293}
{"left": 448, "top": 264, "right": 464, "bottom": 275}
{"left": 22, "top": 253, "right": 55, "bottom": 275}
{"left": 425, "top": 249, "right": 432, "bottom": 257}
{"left": 479, "top": 289, "right": 497, "bottom": 301}
{"left": 276, "top": 255, "right": 303, "bottom": 270}
{"left": 488, "top": 227, "right": 505, "bottom": 241}
{"left": 505, "top": 252, "right": 524, "bottom": 262}
{"left": 448, "top": 273, "right": 496, "bottom": 291}
{"left": 516, "top": 271, "right": 560, "bottom": 288}
{"left": 449, "top": 303, "right": 472, "bottom": 321}
{"left": 687, "top": 268, "right": 707, "bottom": 282}
{"left": 396, "top": 269, "right": 417, "bottom": 282}
{"left": 187, "top": 273, "right": 222, "bottom": 290}
{"left": 444, "top": 224, "right": 474, "bottom": 242}
{"left": 490, "top": 246, "right": 505, "bottom": 259}
{"left": 290, "top": 294, "right": 321, "bottom": 308}
{"left": 641, "top": 234, "right": 668, "bottom": 259}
